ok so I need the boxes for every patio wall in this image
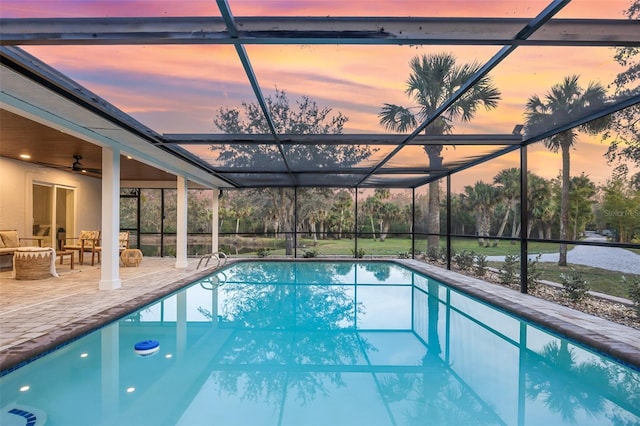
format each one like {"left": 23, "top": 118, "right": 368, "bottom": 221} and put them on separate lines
{"left": 0, "top": 156, "right": 101, "bottom": 255}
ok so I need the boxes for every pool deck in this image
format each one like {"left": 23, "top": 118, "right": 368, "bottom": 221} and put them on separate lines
{"left": 1, "top": 257, "right": 639, "bottom": 373}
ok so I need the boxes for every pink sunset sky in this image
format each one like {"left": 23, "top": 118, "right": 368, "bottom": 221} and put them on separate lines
{"left": 1, "top": 0, "right": 636, "bottom": 190}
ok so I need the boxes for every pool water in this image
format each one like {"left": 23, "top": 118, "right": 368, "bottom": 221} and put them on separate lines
{"left": 1, "top": 261, "right": 639, "bottom": 425}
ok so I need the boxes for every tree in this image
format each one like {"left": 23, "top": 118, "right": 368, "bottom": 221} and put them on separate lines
{"left": 524, "top": 75, "right": 609, "bottom": 266}
{"left": 601, "top": 177, "right": 640, "bottom": 242}
{"left": 450, "top": 193, "right": 475, "bottom": 235}
{"left": 567, "top": 173, "right": 597, "bottom": 239}
{"left": 379, "top": 52, "right": 501, "bottom": 252}
{"left": 327, "top": 189, "right": 354, "bottom": 239}
{"left": 603, "top": 0, "right": 640, "bottom": 171}
{"left": 361, "top": 189, "right": 394, "bottom": 241}
{"left": 227, "top": 192, "right": 253, "bottom": 234}
{"left": 461, "top": 181, "right": 498, "bottom": 247}
{"left": 631, "top": 171, "right": 640, "bottom": 192}
{"left": 528, "top": 173, "right": 555, "bottom": 239}
{"left": 298, "top": 188, "right": 334, "bottom": 242}
{"left": 213, "top": 88, "right": 373, "bottom": 255}
{"left": 493, "top": 167, "right": 520, "bottom": 242}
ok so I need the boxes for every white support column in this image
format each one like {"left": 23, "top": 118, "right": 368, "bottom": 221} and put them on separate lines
{"left": 100, "top": 146, "right": 122, "bottom": 290}
{"left": 175, "top": 175, "right": 188, "bottom": 268}
{"left": 211, "top": 189, "right": 219, "bottom": 252}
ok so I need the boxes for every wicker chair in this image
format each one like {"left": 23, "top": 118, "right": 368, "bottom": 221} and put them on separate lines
{"left": 63, "top": 230, "right": 100, "bottom": 265}
{"left": 118, "top": 231, "right": 130, "bottom": 253}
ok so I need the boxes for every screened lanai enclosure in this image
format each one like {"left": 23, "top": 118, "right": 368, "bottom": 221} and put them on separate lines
{"left": 1, "top": 0, "right": 639, "bottom": 295}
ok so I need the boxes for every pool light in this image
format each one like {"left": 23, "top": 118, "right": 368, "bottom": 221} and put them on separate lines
{"left": 20, "top": 385, "right": 30, "bottom": 392}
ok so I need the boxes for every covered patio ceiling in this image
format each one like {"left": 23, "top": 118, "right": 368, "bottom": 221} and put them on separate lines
{"left": 1, "top": 0, "right": 639, "bottom": 188}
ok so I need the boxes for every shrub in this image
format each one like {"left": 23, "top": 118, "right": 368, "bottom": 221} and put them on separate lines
{"left": 302, "top": 248, "right": 319, "bottom": 258}
{"left": 527, "top": 254, "right": 543, "bottom": 291}
{"left": 474, "top": 253, "right": 488, "bottom": 277}
{"left": 398, "top": 251, "right": 412, "bottom": 259}
{"left": 500, "top": 254, "right": 519, "bottom": 286}
{"left": 453, "top": 250, "right": 475, "bottom": 271}
{"left": 426, "top": 246, "right": 444, "bottom": 263}
{"left": 560, "top": 268, "right": 589, "bottom": 302}
{"left": 623, "top": 276, "right": 640, "bottom": 317}
{"left": 352, "top": 248, "right": 365, "bottom": 259}
{"left": 256, "top": 247, "right": 271, "bottom": 258}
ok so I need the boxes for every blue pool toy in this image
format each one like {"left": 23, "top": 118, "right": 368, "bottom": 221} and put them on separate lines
{"left": 134, "top": 340, "right": 160, "bottom": 357}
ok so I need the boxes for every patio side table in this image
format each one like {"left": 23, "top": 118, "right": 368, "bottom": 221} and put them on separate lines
{"left": 56, "top": 250, "right": 74, "bottom": 270}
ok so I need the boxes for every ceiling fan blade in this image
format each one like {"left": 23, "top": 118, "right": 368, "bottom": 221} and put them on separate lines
{"left": 32, "top": 161, "right": 70, "bottom": 170}
{"left": 70, "top": 155, "right": 101, "bottom": 174}
{"left": 70, "top": 167, "right": 101, "bottom": 175}
{"left": 29, "top": 157, "right": 101, "bottom": 175}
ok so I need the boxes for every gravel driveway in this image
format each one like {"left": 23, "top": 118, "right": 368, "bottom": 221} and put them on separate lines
{"left": 486, "top": 233, "right": 640, "bottom": 274}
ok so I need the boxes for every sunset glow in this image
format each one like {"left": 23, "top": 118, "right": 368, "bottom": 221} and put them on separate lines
{"left": 1, "top": 0, "right": 636, "bottom": 188}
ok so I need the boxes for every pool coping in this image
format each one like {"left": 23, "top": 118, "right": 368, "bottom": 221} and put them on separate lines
{"left": 2, "top": 258, "right": 638, "bottom": 374}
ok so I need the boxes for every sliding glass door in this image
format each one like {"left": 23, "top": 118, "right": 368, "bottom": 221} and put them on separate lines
{"left": 32, "top": 183, "right": 75, "bottom": 249}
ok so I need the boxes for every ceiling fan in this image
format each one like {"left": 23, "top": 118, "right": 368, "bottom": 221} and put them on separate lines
{"left": 34, "top": 155, "right": 102, "bottom": 175}
{"left": 70, "top": 155, "right": 101, "bottom": 174}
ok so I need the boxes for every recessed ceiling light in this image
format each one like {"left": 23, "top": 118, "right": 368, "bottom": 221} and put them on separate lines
{"left": 19, "top": 154, "right": 31, "bottom": 159}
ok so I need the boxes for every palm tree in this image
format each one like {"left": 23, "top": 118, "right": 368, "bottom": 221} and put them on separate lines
{"left": 379, "top": 52, "right": 501, "bottom": 252}
{"left": 568, "top": 173, "right": 596, "bottom": 240}
{"left": 461, "top": 181, "right": 498, "bottom": 247}
{"left": 524, "top": 75, "right": 608, "bottom": 266}
{"left": 527, "top": 173, "right": 554, "bottom": 239}
{"left": 493, "top": 167, "right": 520, "bottom": 243}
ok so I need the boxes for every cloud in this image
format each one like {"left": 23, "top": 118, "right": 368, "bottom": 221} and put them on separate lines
{"left": 9, "top": 0, "right": 634, "bottom": 188}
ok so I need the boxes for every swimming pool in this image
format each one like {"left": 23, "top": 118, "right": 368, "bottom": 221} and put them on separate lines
{"left": 1, "top": 260, "right": 638, "bottom": 425}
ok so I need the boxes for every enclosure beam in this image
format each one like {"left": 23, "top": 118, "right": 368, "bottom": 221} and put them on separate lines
{"left": 2, "top": 17, "right": 638, "bottom": 47}
{"left": 520, "top": 146, "right": 529, "bottom": 294}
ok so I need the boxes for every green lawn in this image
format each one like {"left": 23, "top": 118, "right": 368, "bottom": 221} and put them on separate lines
{"left": 446, "top": 238, "right": 571, "bottom": 257}
{"left": 224, "top": 236, "right": 638, "bottom": 299}
{"left": 223, "top": 236, "right": 639, "bottom": 260}
{"left": 297, "top": 237, "right": 572, "bottom": 257}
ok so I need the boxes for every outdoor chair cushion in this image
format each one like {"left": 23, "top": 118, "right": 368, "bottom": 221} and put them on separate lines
{"left": 0, "top": 230, "right": 20, "bottom": 249}
{"left": 65, "top": 231, "right": 100, "bottom": 249}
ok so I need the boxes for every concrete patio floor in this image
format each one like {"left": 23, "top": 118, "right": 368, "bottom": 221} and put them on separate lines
{"left": 1, "top": 257, "right": 639, "bottom": 374}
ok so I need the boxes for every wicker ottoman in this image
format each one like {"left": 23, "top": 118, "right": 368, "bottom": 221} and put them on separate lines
{"left": 14, "top": 247, "right": 58, "bottom": 280}
{"left": 120, "top": 248, "right": 143, "bottom": 267}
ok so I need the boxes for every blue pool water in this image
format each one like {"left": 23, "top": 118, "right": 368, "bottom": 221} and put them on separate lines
{"left": 1, "top": 261, "right": 639, "bottom": 425}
